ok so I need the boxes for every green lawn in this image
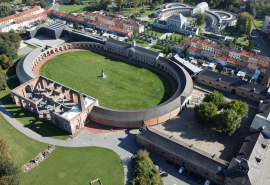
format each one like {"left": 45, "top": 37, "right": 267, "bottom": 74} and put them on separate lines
{"left": 14, "top": 0, "right": 22, "bottom": 4}
{"left": 121, "top": 6, "right": 142, "bottom": 16}
{"left": 254, "top": 18, "right": 265, "bottom": 31}
{"left": 127, "top": 38, "right": 149, "bottom": 47}
{"left": 58, "top": 6, "right": 88, "bottom": 14}
{"left": 150, "top": 45, "right": 167, "bottom": 55}
{"left": 27, "top": 45, "right": 37, "bottom": 49}
{"left": 0, "top": 78, "right": 69, "bottom": 140}
{"left": 150, "top": 26, "right": 168, "bottom": 37}
{"left": 170, "top": 33, "right": 185, "bottom": 43}
{"left": 0, "top": 112, "right": 124, "bottom": 185}
{"left": 236, "top": 39, "right": 249, "bottom": 46}
{"left": 40, "top": 51, "right": 172, "bottom": 110}
{"left": 224, "top": 26, "right": 247, "bottom": 38}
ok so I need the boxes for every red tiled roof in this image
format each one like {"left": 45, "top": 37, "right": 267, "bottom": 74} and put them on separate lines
{"left": 241, "top": 51, "right": 250, "bottom": 57}
{"left": 214, "top": 54, "right": 227, "bottom": 61}
{"left": 226, "top": 57, "right": 237, "bottom": 64}
{"left": 249, "top": 53, "right": 259, "bottom": 59}
{"left": 247, "top": 63, "right": 258, "bottom": 70}
{"left": 188, "top": 46, "right": 197, "bottom": 52}
{"left": 184, "top": 37, "right": 192, "bottom": 41}
{"left": 236, "top": 60, "right": 249, "bottom": 67}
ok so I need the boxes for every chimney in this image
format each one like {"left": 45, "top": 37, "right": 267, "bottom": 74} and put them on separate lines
{"left": 132, "top": 40, "right": 136, "bottom": 47}
{"left": 78, "top": 93, "right": 85, "bottom": 111}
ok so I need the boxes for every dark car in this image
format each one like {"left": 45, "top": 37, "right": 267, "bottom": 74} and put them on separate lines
{"left": 166, "top": 160, "right": 175, "bottom": 166}
{"left": 193, "top": 174, "right": 198, "bottom": 181}
{"left": 182, "top": 169, "right": 187, "bottom": 176}
{"left": 187, "top": 172, "right": 193, "bottom": 179}
{"left": 197, "top": 176, "right": 203, "bottom": 184}
{"left": 174, "top": 165, "right": 180, "bottom": 171}
{"left": 160, "top": 173, "right": 169, "bottom": 178}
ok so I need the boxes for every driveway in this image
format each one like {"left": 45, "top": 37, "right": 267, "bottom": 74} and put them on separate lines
{"left": 18, "top": 47, "right": 33, "bottom": 56}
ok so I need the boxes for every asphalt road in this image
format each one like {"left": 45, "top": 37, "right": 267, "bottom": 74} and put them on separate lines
{"left": 251, "top": 27, "right": 270, "bottom": 58}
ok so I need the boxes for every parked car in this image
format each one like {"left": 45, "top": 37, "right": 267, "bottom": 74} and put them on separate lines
{"left": 160, "top": 173, "right": 169, "bottom": 178}
{"left": 193, "top": 174, "right": 198, "bottom": 181}
{"left": 204, "top": 179, "right": 211, "bottom": 185}
{"left": 182, "top": 169, "right": 187, "bottom": 176}
{"left": 166, "top": 160, "right": 175, "bottom": 166}
{"left": 178, "top": 166, "right": 185, "bottom": 174}
{"left": 197, "top": 176, "right": 203, "bottom": 184}
{"left": 187, "top": 172, "right": 193, "bottom": 179}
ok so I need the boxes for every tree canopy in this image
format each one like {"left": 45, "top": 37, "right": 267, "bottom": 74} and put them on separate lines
{"left": 0, "top": 31, "right": 21, "bottom": 61}
{"left": 246, "top": 0, "right": 270, "bottom": 18}
{"left": 236, "top": 12, "right": 253, "bottom": 35}
{"left": 0, "top": 137, "right": 21, "bottom": 184}
{"left": 131, "top": 150, "right": 162, "bottom": 185}
{"left": 40, "top": 0, "right": 48, "bottom": 8}
{"left": 215, "top": 109, "right": 241, "bottom": 136}
{"left": 194, "top": 102, "right": 218, "bottom": 124}
{"left": 225, "top": 100, "right": 248, "bottom": 118}
{"left": 203, "top": 90, "right": 227, "bottom": 110}
{"left": 196, "top": 13, "right": 205, "bottom": 26}
{"left": 0, "top": 3, "right": 15, "bottom": 18}
{"left": 0, "top": 67, "right": 8, "bottom": 90}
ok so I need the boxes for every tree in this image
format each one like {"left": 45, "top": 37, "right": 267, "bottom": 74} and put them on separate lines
{"left": 174, "top": 36, "right": 176, "bottom": 42}
{"left": 194, "top": 102, "right": 218, "bottom": 125}
{"left": 73, "top": 21, "right": 79, "bottom": 30}
{"left": 236, "top": 12, "right": 253, "bottom": 35}
{"left": 42, "top": 18, "right": 47, "bottom": 23}
{"left": 225, "top": 100, "right": 248, "bottom": 118}
{"left": 145, "top": 35, "right": 148, "bottom": 41}
{"left": 0, "top": 3, "right": 15, "bottom": 18}
{"left": 137, "top": 149, "right": 149, "bottom": 160}
{"left": 0, "top": 137, "right": 21, "bottom": 185}
{"left": 158, "top": 0, "right": 163, "bottom": 5}
{"left": 28, "top": 0, "right": 34, "bottom": 5}
{"left": 215, "top": 109, "right": 241, "bottom": 136}
{"left": 40, "top": 0, "right": 48, "bottom": 8}
{"left": 155, "top": 1, "right": 159, "bottom": 6}
{"left": 183, "top": 47, "right": 189, "bottom": 58}
{"left": 133, "top": 0, "right": 140, "bottom": 13}
{"left": 249, "top": 39, "right": 254, "bottom": 51}
{"left": 227, "top": 4, "right": 234, "bottom": 11}
{"left": 157, "top": 38, "right": 160, "bottom": 44}
{"left": 115, "top": 0, "right": 123, "bottom": 12}
{"left": 151, "top": 31, "right": 153, "bottom": 36}
{"left": 166, "top": 35, "right": 168, "bottom": 40}
{"left": 196, "top": 13, "right": 205, "bottom": 26}
{"left": 170, "top": 36, "right": 172, "bottom": 41}
{"left": 0, "top": 67, "right": 7, "bottom": 91}
{"left": 165, "top": 46, "right": 168, "bottom": 53}
{"left": 155, "top": 33, "right": 157, "bottom": 37}
{"left": 98, "top": 0, "right": 110, "bottom": 9}
{"left": 161, "top": 39, "right": 164, "bottom": 45}
{"left": 150, "top": 3, "right": 156, "bottom": 10}
{"left": 203, "top": 90, "right": 227, "bottom": 110}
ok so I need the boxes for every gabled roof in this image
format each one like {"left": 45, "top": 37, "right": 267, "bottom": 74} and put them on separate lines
{"left": 236, "top": 60, "right": 249, "bottom": 68}
{"left": 227, "top": 57, "right": 237, "bottom": 64}
{"left": 241, "top": 51, "right": 250, "bottom": 57}
{"left": 247, "top": 63, "right": 258, "bottom": 70}
{"left": 188, "top": 46, "right": 197, "bottom": 52}
{"left": 198, "top": 70, "right": 268, "bottom": 95}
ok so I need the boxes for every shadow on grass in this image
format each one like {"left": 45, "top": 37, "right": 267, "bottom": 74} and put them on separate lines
{"left": 0, "top": 78, "right": 69, "bottom": 140}
{"left": 4, "top": 55, "right": 25, "bottom": 77}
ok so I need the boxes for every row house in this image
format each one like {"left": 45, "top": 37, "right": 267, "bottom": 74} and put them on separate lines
{"left": 201, "top": 50, "right": 215, "bottom": 60}
{"left": 257, "top": 55, "right": 270, "bottom": 67}
{"left": 0, "top": 5, "right": 43, "bottom": 26}
{"left": 115, "top": 19, "right": 121, "bottom": 28}
{"left": 236, "top": 60, "right": 249, "bottom": 70}
{"left": 222, "top": 46, "right": 231, "bottom": 57}
{"left": 208, "top": 42, "right": 217, "bottom": 52}
{"left": 226, "top": 57, "right": 237, "bottom": 68}
{"left": 183, "top": 36, "right": 193, "bottom": 46}
{"left": 190, "top": 36, "right": 200, "bottom": 48}
{"left": 213, "top": 44, "right": 223, "bottom": 55}
{"left": 196, "top": 39, "right": 204, "bottom": 49}
{"left": 240, "top": 51, "right": 250, "bottom": 61}
{"left": 188, "top": 46, "right": 197, "bottom": 57}
{"left": 213, "top": 54, "right": 227, "bottom": 66}
{"left": 201, "top": 40, "right": 210, "bottom": 51}
{"left": 247, "top": 63, "right": 258, "bottom": 73}
{"left": 229, "top": 48, "right": 242, "bottom": 60}
{"left": 248, "top": 53, "right": 259, "bottom": 65}
{"left": 102, "top": 16, "right": 115, "bottom": 26}
{"left": 194, "top": 48, "right": 202, "bottom": 57}
{"left": 174, "top": 43, "right": 186, "bottom": 54}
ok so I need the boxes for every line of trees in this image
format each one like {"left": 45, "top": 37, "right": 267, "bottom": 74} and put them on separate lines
{"left": 235, "top": 12, "right": 254, "bottom": 35}
{"left": 0, "top": 3, "right": 16, "bottom": 18}
{"left": 246, "top": 0, "right": 270, "bottom": 18}
{"left": 194, "top": 90, "right": 248, "bottom": 136}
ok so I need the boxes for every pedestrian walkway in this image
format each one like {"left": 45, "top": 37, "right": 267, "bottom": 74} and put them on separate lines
{"left": 0, "top": 100, "right": 138, "bottom": 184}
{"left": 144, "top": 31, "right": 173, "bottom": 49}
{"left": 8, "top": 75, "right": 17, "bottom": 79}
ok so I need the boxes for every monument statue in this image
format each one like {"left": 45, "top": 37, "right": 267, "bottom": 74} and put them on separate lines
{"left": 99, "top": 70, "right": 107, "bottom": 79}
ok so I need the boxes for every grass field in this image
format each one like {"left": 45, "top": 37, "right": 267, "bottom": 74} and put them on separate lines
{"left": 150, "top": 45, "right": 167, "bottom": 56}
{"left": 121, "top": 6, "right": 142, "bottom": 16}
{"left": 151, "top": 26, "right": 168, "bottom": 37}
{"left": 170, "top": 33, "right": 185, "bottom": 43}
{"left": 27, "top": 45, "right": 37, "bottom": 49}
{"left": 127, "top": 38, "right": 149, "bottom": 47}
{"left": 3, "top": 55, "right": 25, "bottom": 77}
{"left": 0, "top": 113, "right": 124, "bottom": 185}
{"left": 58, "top": 6, "right": 88, "bottom": 14}
{"left": 254, "top": 18, "right": 265, "bottom": 31}
{"left": 236, "top": 39, "right": 249, "bottom": 46}
{"left": 40, "top": 51, "right": 172, "bottom": 110}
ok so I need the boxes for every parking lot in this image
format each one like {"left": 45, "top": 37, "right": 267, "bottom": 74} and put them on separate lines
{"left": 152, "top": 88, "right": 257, "bottom": 162}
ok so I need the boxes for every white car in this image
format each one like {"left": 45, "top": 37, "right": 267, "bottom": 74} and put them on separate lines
{"left": 204, "top": 179, "right": 210, "bottom": 185}
{"left": 178, "top": 167, "right": 184, "bottom": 174}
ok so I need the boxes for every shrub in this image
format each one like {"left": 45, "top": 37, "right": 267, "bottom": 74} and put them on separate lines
{"left": 137, "top": 149, "right": 149, "bottom": 160}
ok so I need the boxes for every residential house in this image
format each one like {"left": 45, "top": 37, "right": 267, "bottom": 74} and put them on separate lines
{"left": 247, "top": 63, "right": 258, "bottom": 73}
{"left": 200, "top": 50, "right": 215, "bottom": 60}
{"left": 174, "top": 43, "right": 186, "bottom": 54}
{"left": 222, "top": 46, "right": 231, "bottom": 56}
{"left": 188, "top": 46, "right": 197, "bottom": 57}
{"left": 226, "top": 57, "right": 237, "bottom": 68}
{"left": 257, "top": 55, "right": 270, "bottom": 67}
{"left": 229, "top": 48, "right": 242, "bottom": 60}
{"left": 248, "top": 53, "right": 259, "bottom": 65}
{"left": 194, "top": 48, "right": 202, "bottom": 57}
{"left": 213, "top": 44, "right": 223, "bottom": 55}
{"left": 183, "top": 36, "right": 192, "bottom": 46}
{"left": 214, "top": 54, "right": 227, "bottom": 66}
{"left": 240, "top": 51, "right": 250, "bottom": 61}
{"left": 236, "top": 60, "right": 249, "bottom": 70}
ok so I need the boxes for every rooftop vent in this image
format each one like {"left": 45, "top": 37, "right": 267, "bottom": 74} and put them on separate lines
{"left": 245, "top": 138, "right": 251, "bottom": 142}
{"left": 255, "top": 157, "right": 261, "bottom": 163}
{"left": 218, "top": 78, "right": 221, "bottom": 81}
{"left": 253, "top": 88, "right": 256, "bottom": 92}
{"left": 260, "top": 126, "right": 265, "bottom": 130}
{"left": 189, "top": 144, "right": 193, "bottom": 148}
{"left": 169, "top": 135, "right": 173, "bottom": 138}
{"left": 212, "top": 154, "right": 216, "bottom": 158}
{"left": 262, "top": 144, "right": 267, "bottom": 148}
{"left": 217, "top": 166, "right": 221, "bottom": 171}
{"left": 239, "top": 151, "right": 246, "bottom": 155}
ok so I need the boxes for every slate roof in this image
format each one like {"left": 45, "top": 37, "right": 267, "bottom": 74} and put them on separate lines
{"left": 137, "top": 127, "right": 228, "bottom": 177}
{"left": 226, "top": 129, "right": 270, "bottom": 185}
{"left": 198, "top": 70, "right": 268, "bottom": 96}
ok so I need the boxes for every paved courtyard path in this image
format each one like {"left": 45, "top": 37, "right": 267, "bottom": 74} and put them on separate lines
{"left": 0, "top": 100, "right": 140, "bottom": 185}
